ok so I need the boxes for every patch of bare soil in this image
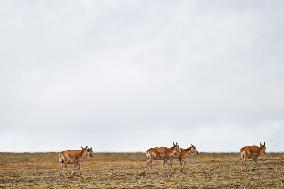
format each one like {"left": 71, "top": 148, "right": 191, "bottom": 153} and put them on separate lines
{"left": 0, "top": 152, "right": 283, "bottom": 188}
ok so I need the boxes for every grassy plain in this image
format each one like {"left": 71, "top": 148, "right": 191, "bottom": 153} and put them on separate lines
{"left": 0, "top": 152, "right": 283, "bottom": 188}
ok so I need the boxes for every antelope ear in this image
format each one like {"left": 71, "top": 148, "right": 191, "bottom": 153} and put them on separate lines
{"left": 260, "top": 142, "right": 262, "bottom": 146}
{"left": 264, "top": 142, "right": 265, "bottom": 146}
{"left": 191, "top": 144, "right": 193, "bottom": 147}
{"left": 81, "top": 146, "right": 83, "bottom": 149}
{"left": 173, "top": 142, "right": 175, "bottom": 145}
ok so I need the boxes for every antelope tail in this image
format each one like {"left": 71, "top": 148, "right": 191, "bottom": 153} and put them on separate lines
{"left": 145, "top": 151, "right": 151, "bottom": 159}
{"left": 58, "top": 153, "right": 64, "bottom": 163}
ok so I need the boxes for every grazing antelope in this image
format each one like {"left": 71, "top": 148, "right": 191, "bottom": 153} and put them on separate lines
{"left": 240, "top": 142, "right": 266, "bottom": 170}
{"left": 58, "top": 146, "right": 94, "bottom": 174}
{"left": 145, "top": 142, "right": 181, "bottom": 172}
{"left": 173, "top": 144, "right": 198, "bottom": 170}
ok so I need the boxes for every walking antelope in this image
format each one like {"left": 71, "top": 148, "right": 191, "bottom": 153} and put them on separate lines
{"left": 173, "top": 144, "right": 198, "bottom": 170}
{"left": 240, "top": 142, "right": 266, "bottom": 170}
{"left": 146, "top": 142, "right": 181, "bottom": 172}
{"left": 58, "top": 146, "right": 94, "bottom": 174}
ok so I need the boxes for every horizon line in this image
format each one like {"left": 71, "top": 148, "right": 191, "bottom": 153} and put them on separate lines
{"left": 0, "top": 150, "right": 283, "bottom": 153}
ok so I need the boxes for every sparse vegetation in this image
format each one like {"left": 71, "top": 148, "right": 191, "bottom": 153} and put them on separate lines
{"left": 0, "top": 152, "right": 283, "bottom": 188}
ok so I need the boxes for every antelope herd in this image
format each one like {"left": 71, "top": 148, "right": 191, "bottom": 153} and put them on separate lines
{"left": 58, "top": 142, "right": 267, "bottom": 174}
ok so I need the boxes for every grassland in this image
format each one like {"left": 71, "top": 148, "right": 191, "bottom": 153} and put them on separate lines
{"left": 0, "top": 152, "right": 283, "bottom": 188}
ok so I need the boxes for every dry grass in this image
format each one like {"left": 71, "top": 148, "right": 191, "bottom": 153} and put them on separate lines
{"left": 0, "top": 152, "right": 283, "bottom": 188}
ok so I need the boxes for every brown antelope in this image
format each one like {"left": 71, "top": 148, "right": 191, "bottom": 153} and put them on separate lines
{"left": 240, "top": 142, "right": 266, "bottom": 170}
{"left": 173, "top": 144, "right": 198, "bottom": 170}
{"left": 145, "top": 142, "right": 181, "bottom": 172}
{"left": 58, "top": 146, "right": 94, "bottom": 174}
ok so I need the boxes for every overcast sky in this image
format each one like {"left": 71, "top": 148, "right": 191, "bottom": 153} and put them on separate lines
{"left": 0, "top": 0, "right": 283, "bottom": 152}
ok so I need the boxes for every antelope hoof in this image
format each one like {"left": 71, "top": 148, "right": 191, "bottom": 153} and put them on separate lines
{"left": 140, "top": 171, "right": 146, "bottom": 177}
{"left": 72, "top": 172, "right": 79, "bottom": 176}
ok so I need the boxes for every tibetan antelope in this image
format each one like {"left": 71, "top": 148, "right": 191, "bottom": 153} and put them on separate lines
{"left": 146, "top": 142, "right": 181, "bottom": 172}
{"left": 173, "top": 144, "right": 198, "bottom": 170}
{"left": 58, "top": 146, "right": 94, "bottom": 174}
{"left": 240, "top": 142, "right": 266, "bottom": 170}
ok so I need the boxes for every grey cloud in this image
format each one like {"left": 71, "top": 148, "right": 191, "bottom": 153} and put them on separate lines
{"left": 0, "top": 0, "right": 283, "bottom": 152}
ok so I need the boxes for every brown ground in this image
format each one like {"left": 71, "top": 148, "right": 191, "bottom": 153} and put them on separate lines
{"left": 0, "top": 152, "right": 283, "bottom": 188}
